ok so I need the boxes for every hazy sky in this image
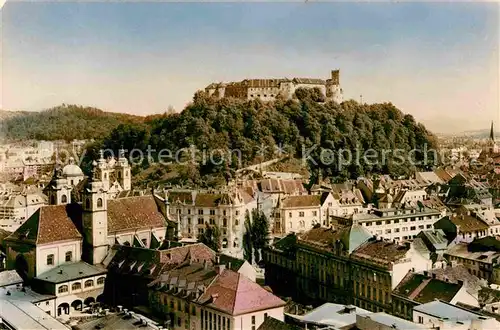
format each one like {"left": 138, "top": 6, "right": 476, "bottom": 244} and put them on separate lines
{"left": 1, "top": 1, "right": 499, "bottom": 133}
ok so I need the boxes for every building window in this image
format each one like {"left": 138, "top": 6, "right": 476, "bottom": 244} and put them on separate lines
{"left": 97, "top": 198, "right": 103, "bottom": 207}
{"left": 289, "top": 212, "right": 292, "bottom": 218}
{"left": 191, "top": 306, "right": 196, "bottom": 316}
{"left": 198, "top": 218, "right": 204, "bottom": 225}
{"left": 198, "top": 209, "right": 204, "bottom": 215}
{"left": 299, "top": 211, "right": 305, "bottom": 217}
{"left": 235, "top": 219, "right": 239, "bottom": 226}
{"left": 72, "top": 282, "right": 81, "bottom": 290}
{"left": 84, "top": 280, "right": 94, "bottom": 288}
{"left": 58, "top": 285, "right": 68, "bottom": 294}
{"left": 141, "top": 238, "right": 148, "bottom": 246}
{"left": 85, "top": 198, "right": 91, "bottom": 209}
{"left": 47, "top": 254, "right": 54, "bottom": 265}
{"left": 410, "top": 226, "right": 416, "bottom": 231}
{"left": 65, "top": 251, "right": 72, "bottom": 262}
{"left": 376, "top": 221, "right": 382, "bottom": 225}
{"left": 97, "top": 277, "right": 105, "bottom": 285}
{"left": 418, "top": 316, "right": 424, "bottom": 324}
{"left": 209, "top": 218, "right": 215, "bottom": 225}
{"left": 312, "top": 211, "right": 317, "bottom": 216}
{"left": 210, "top": 210, "right": 215, "bottom": 215}
{"left": 223, "top": 218, "right": 228, "bottom": 227}
{"left": 61, "top": 194, "right": 68, "bottom": 203}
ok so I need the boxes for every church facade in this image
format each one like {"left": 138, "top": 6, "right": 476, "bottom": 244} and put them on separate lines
{"left": 3, "top": 151, "right": 175, "bottom": 317}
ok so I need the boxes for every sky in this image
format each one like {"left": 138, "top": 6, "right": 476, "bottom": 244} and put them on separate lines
{"left": 1, "top": 1, "right": 499, "bottom": 133}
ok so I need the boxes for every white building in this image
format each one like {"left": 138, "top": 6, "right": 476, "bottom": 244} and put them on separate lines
{"left": 0, "top": 192, "right": 46, "bottom": 231}
{"left": 167, "top": 188, "right": 256, "bottom": 257}
{"left": 413, "top": 300, "right": 500, "bottom": 330}
{"left": 149, "top": 263, "right": 286, "bottom": 330}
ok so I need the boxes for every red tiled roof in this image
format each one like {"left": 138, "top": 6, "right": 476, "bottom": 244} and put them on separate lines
{"left": 198, "top": 269, "right": 285, "bottom": 315}
{"left": 107, "top": 196, "right": 166, "bottom": 234}
{"left": 7, "top": 205, "right": 82, "bottom": 245}
{"left": 282, "top": 195, "right": 321, "bottom": 208}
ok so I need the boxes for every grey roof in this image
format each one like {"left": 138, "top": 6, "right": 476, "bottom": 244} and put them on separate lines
{"left": 73, "top": 313, "right": 158, "bottom": 330}
{"left": 298, "top": 303, "right": 370, "bottom": 328}
{"left": 0, "top": 270, "right": 23, "bottom": 287}
{"left": 419, "top": 230, "right": 448, "bottom": 251}
{"left": 413, "top": 300, "right": 487, "bottom": 321}
{"left": 35, "top": 261, "right": 106, "bottom": 284}
{"left": 0, "top": 300, "right": 67, "bottom": 330}
{"left": 341, "top": 224, "right": 373, "bottom": 254}
{"left": 358, "top": 312, "right": 427, "bottom": 329}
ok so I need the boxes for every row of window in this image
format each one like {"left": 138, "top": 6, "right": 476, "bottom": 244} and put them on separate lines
{"left": 57, "top": 277, "right": 105, "bottom": 293}
{"left": 200, "top": 309, "right": 232, "bottom": 330}
{"left": 364, "top": 216, "right": 436, "bottom": 227}
{"left": 175, "top": 209, "right": 239, "bottom": 216}
{"left": 192, "top": 218, "right": 238, "bottom": 227}
{"left": 47, "top": 251, "right": 73, "bottom": 265}
{"left": 372, "top": 224, "right": 433, "bottom": 234}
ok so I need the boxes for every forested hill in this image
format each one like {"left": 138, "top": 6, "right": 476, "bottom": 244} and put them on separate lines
{"left": 85, "top": 88, "right": 438, "bottom": 186}
{"left": 2, "top": 105, "right": 146, "bottom": 141}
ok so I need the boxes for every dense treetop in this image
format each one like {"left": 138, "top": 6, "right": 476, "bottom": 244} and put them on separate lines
{"left": 3, "top": 89, "right": 438, "bottom": 185}
{"left": 2, "top": 104, "right": 145, "bottom": 141}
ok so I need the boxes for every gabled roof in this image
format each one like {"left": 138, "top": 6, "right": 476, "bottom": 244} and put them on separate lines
{"left": 198, "top": 269, "right": 285, "bottom": 316}
{"left": 6, "top": 205, "right": 82, "bottom": 245}
{"left": 299, "top": 224, "right": 372, "bottom": 254}
{"left": 282, "top": 195, "right": 322, "bottom": 208}
{"left": 257, "top": 316, "right": 301, "bottom": 330}
{"left": 393, "top": 272, "right": 462, "bottom": 304}
{"left": 107, "top": 195, "right": 166, "bottom": 234}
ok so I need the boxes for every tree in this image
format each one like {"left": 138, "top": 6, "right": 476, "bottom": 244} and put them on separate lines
{"left": 242, "top": 209, "right": 271, "bottom": 264}
{"left": 242, "top": 211, "right": 253, "bottom": 263}
{"left": 197, "top": 224, "right": 221, "bottom": 253}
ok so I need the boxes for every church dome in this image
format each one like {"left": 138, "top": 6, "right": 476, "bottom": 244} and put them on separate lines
{"left": 62, "top": 157, "right": 84, "bottom": 177}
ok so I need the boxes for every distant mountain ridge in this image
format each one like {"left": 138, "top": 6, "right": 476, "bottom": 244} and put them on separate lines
{"left": 1, "top": 105, "right": 147, "bottom": 141}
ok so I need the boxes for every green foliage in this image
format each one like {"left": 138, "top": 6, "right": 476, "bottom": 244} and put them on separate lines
{"left": 242, "top": 209, "right": 271, "bottom": 264}
{"left": 197, "top": 224, "right": 221, "bottom": 253}
{"left": 2, "top": 104, "right": 144, "bottom": 141}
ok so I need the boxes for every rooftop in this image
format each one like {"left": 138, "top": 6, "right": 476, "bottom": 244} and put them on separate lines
{"left": 35, "top": 261, "right": 107, "bottom": 284}
{"left": 0, "top": 270, "right": 23, "bottom": 287}
{"left": 293, "top": 303, "right": 370, "bottom": 328}
{"left": 74, "top": 312, "right": 159, "bottom": 330}
{"left": 198, "top": 269, "right": 285, "bottom": 316}
{"left": 257, "top": 316, "right": 301, "bottom": 330}
{"left": 357, "top": 312, "right": 428, "bottom": 330}
{"left": 351, "top": 239, "right": 410, "bottom": 267}
{"left": 0, "top": 299, "right": 67, "bottom": 330}
{"left": 449, "top": 214, "right": 489, "bottom": 233}
{"left": 299, "top": 224, "right": 372, "bottom": 254}
{"left": 413, "top": 300, "right": 488, "bottom": 321}
{"left": 446, "top": 243, "right": 500, "bottom": 264}
{"left": 393, "top": 272, "right": 462, "bottom": 304}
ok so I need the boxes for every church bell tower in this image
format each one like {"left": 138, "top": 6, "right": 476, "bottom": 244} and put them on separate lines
{"left": 81, "top": 161, "right": 109, "bottom": 265}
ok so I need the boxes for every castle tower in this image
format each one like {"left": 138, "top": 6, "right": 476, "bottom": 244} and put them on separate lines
{"left": 43, "top": 166, "right": 72, "bottom": 205}
{"left": 325, "top": 69, "right": 343, "bottom": 103}
{"left": 81, "top": 161, "right": 109, "bottom": 265}
{"left": 114, "top": 148, "right": 131, "bottom": 191}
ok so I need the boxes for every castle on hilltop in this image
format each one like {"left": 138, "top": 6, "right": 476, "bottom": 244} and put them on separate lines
{"left": 205, "top": 69, "right": 343, "bottom": 103}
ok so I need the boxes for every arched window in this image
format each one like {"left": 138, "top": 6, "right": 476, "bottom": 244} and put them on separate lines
{"left": 117, "top": 171, "right": 122, "bottom": 179}
{"left": 72, "top": 282, "right": 81, "bottom": 290}
{"left": 104, "top": 173, "right": 107, "bottom": 179}
{"left": 235, "top": 219, "right": 239, "bottom": 226}
{"left": 61, "top": 194, "right": 67, "bottom": 204}
{"left": 65, "top": 251, "right": 72, "bottom": 262}
{"left": 85, "top": 198, "right": 91, "bottom": 209}
{"left": 58, "top": 285, "right": 68, "bottom": 294}
{"left": 97, "top": 277, "right": 105, "bottom": 285}
{"left": 84, "top": 280, "right": 94, "bottom": 288}
{"left": 97, "top": 198, "right": 103, "bottom": 208}
{"left": 223, "top": 218, "right": 228, "bottom": 227}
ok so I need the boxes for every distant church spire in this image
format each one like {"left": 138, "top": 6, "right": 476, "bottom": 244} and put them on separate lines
{"left": 490, "top": 121, "right": 495, "bottom": 141}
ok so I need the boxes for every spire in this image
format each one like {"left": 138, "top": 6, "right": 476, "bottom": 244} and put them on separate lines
{"left": 490, "top": 121, "right": 495, "bottom": 142}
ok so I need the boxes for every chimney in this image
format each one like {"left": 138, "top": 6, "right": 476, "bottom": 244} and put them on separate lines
{"left": 203, "top": 260, "right": 208, "bottom": 270}
{"left": 216, "top": 264, "right": 226, "bottom": 274}
{"left": 228, "top": 261, "right": 232, "bottom": 270}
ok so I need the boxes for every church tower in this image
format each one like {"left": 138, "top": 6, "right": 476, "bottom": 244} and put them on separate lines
{"left": 114, "top": 148, "right": 131, "bottom": 191}
{"left": 95, "top": 150, "right": 111, "bottom": 191}
{"left": 81, "top": 161, "right": 109, "bottom": 265}
{"left": 488, "top": 121, "right": 498, "bottom": 154}
{"left": 44, "top": 166, "right": 72, "bottom": 205}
